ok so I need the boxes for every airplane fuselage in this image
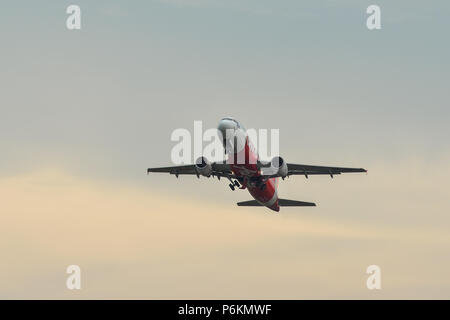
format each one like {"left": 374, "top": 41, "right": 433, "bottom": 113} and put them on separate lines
{"left": 219, "top": 118, "right": 280, "bottom": 212}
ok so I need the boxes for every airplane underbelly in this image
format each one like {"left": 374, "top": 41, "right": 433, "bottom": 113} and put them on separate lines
{"left": 248, "top": 178, "right": 278, "bottom": 210}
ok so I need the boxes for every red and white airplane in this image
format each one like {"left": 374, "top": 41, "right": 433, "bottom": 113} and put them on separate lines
{"left": 147, "top": 118, "right": 366, "bottom": 212}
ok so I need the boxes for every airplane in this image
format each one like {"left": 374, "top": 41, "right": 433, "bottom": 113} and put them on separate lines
{"left": 147, "top": 117, "right": 367, "bottom": 212}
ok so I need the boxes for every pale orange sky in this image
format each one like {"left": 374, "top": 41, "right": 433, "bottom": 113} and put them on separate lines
{"left": 1, "top": 156, "right": 449, "bottom": 299}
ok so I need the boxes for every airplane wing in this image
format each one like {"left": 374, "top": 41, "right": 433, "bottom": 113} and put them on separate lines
{"left": 286, "top": 163, "right": 366, "bottom": 178}
{"left": 147, "top": 162, "right": 235, "bottom": 178}
{"left": 260, "top": 162, "right": 367, "bottom": 179}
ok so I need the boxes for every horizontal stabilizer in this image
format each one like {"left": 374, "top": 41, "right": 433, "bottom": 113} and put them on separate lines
{"left": 237, "top": 200, "right": 262, "bottom": 206}
{"left": 237, "top": 199, "right": 316, "bottom": 207}
{"left": 278, "top": 199, "right": 316, "bottom": 207}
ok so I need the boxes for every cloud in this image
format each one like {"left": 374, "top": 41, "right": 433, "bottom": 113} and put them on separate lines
{"left": 1, "top": 163, "right": 450, "bottom": 298}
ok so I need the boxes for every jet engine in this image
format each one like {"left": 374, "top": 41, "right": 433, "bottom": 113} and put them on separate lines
{"left": 271, "top": 156, "right": 288, "bottom": 178}
{"left": 195, "top": 156, "right": 212, "bottom": 177}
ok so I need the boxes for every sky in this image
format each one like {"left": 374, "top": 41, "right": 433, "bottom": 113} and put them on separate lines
{"left": 0, "top": 0, "right": 449, "bottom": 299}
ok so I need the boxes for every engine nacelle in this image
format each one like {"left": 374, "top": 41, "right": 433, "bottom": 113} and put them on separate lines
{"left": 271, "top": 156, "right": 288, "bottom": 178}
{"left": 195, "top": 156, "right": 212, "bottom": 177}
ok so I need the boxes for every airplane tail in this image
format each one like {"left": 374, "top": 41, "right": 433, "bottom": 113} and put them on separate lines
{"left": 237, "top": 199, "right": 316, "bottom": 207}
